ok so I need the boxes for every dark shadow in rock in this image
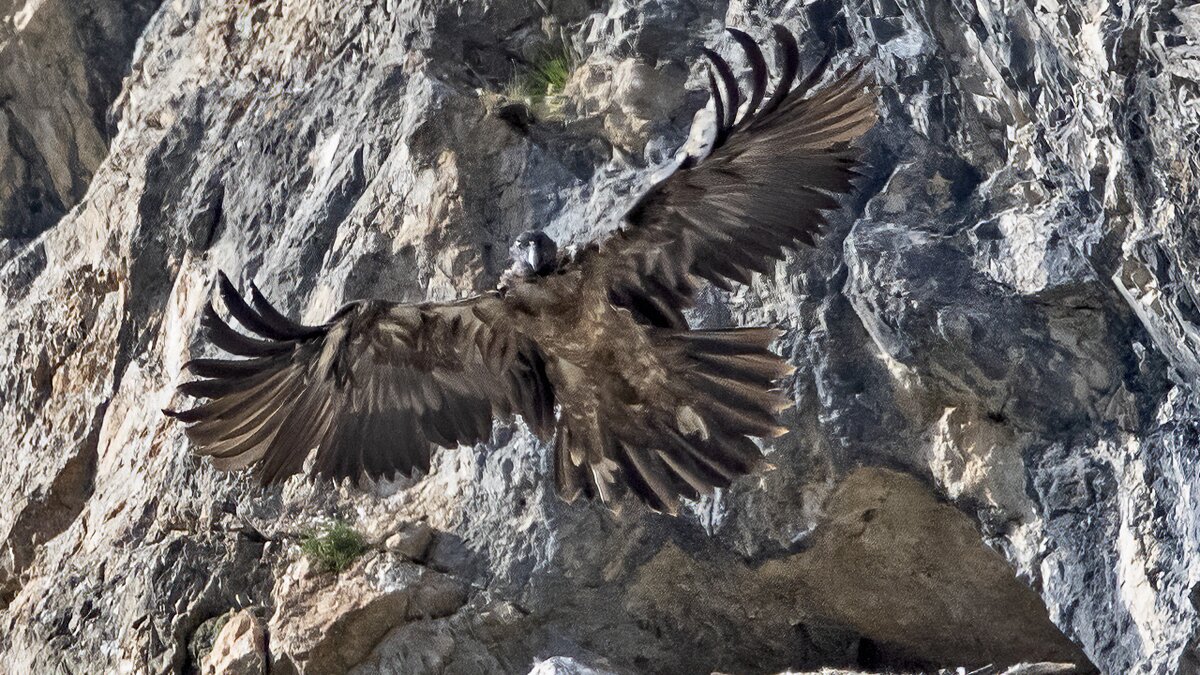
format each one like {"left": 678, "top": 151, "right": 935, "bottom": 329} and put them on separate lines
{"left": 154, "top": 533, "right": 275, "bottom": 674}
{"left": 758, "top": 468, "right": 1095, "bottom": 671}
{"left": 0, "top": 240, "right": 48, "bottom": 306}
{"left": 511, "top": 468, "right": 1094, "bottom": 674}
{"left": 120, "top": 103, "right": 208, "bottom": 382}
{"left": 0, "top": 400, "right": 103, "bottom": 610}
{"left": 424, "top": 529, "right": 494, "bottom": 584}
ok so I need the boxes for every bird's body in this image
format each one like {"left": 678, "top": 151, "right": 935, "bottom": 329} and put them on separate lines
{"left": 503, "top": 262, "right": 657, "bottom": 391}
{"left": 166, "top": 26, "right": 878, "bottom": 514}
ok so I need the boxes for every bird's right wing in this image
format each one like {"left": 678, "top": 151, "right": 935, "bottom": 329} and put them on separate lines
{"left": 166, "top": 273, "right": 555, "bottom": 485}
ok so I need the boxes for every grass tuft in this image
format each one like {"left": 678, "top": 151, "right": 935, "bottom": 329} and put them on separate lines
{"left": 300, "top": 520, "right": 368, "bottom": 573}
{"left": 504, "top": 37, "right": 579, "bottom": 120}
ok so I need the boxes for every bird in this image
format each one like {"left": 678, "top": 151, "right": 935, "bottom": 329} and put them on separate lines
{"left": 165, "top": 26, "right": 877, "bottom": 515}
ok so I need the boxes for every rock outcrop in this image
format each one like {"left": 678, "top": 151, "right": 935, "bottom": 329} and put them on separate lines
{"left": 1, "top": 0, "right": 1198, "bottom": 673}
{"left": 200, "top": 609, "right": 266, "bottom": 675}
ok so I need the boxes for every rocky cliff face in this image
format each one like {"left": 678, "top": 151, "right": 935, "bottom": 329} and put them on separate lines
{"left": 0, "top": 0, "right": 1197, "bottom": 673}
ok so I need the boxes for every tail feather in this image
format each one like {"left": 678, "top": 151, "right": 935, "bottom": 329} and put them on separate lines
{"left": 616, "top": 441, "right": 691, "bottom": 515}
{"left": 660, "top": 427, "right": 739, "bottom": 483}
{"left": 552, "top": 326, "right": 793, "bottom": 514}
{"left": 554, "top": 423, "right": 592, "bottom": 503}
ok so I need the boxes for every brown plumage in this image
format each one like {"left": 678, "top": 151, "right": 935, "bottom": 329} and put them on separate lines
{"left": 166, "top": 26, "right": 877, "bottom": 514}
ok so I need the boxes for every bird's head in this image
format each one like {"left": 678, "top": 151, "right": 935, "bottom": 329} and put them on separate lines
{"left": 510, "top": 230, "right": 559, "bottom": 276}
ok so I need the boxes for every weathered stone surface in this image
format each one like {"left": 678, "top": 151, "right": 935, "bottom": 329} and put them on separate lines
{"left": 0, "top": 0, "right": 162, "bottom": 240}
{"left": 201, "top": 609, "right": 266, "bottom": 675}
{"left": 0, "top": 0, "right": 1198, "bottom": 673}
{"left": 270, "top": 552, "right": 468, "bottom": 673}
{"left": 382, "top": 521, "right": 435, "bottom": 561}
{"left": 529, "top": 656, "right": 617, "bottom": 675}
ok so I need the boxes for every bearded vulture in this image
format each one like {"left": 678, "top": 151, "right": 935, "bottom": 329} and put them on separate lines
{"left": 166, "top": 26, "right": 877, "bottom": 514}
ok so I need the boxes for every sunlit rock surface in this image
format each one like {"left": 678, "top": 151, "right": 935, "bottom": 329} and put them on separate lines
{"left": 200, "top": 608, "right": 266, "bottom": 675}
{"left": 1, "top": 0, "right": 1198, "bottom": 672}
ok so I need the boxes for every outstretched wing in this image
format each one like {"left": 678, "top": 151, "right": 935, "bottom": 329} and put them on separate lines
{"left": 166, "top": 272, "right": 555, "bottom": 485}
{"left": 575, "top": 26, "right": 877, "bottom": 327}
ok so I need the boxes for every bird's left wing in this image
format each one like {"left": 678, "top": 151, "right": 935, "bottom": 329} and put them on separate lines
{"left": 166, "top": 272, "right": 555, "bottom": 485}
{"left": 572, "top": 27, "right": 877, "bottom": 328}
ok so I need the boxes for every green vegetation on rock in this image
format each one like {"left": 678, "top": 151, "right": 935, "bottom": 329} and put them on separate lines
{"left": 300, "top": 521, "right": 368, "bottom": 573}
{"left": 504, "top": 37, "right": 579, "bottom": 120}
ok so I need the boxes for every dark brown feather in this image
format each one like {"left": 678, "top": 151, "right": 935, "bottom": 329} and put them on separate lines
{"left": 216, "top": 272, "right": 298, "bottom": 341}
{"left": 758, "top": 25, "right": 802, "bottom": 118}
{"left": 200, "top": 303, "right": 291, "bottom": 357}
{"left": 726, "top": 28, "right": 769, "bottom": 123}
{"left": 248, "top": 281, "right": 323, "bottom": 338}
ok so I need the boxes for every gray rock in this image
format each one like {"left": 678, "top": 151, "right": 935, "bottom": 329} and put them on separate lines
{"left": 0, "top": 0, "right": 162, "bottom": 241}
{"left": 200, "top": 609, "right": 266, "bottom": 675}
{"left": 0, "top": 0, "right": 1198, "bottom": 673}
{"left": 528, "top": 656, "right": 617, "bottom": 675}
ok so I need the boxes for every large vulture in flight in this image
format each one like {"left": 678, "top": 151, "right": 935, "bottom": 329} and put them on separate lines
{"left": 166, "top": 27, "right": 877, "bottom": 514}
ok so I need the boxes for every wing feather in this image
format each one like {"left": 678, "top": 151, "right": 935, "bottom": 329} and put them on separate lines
{"left": 726, "top": 28, "right": 768, "bottom": 122}
{"left": 216, "top": 271, "right": 299, "bottom": 341}
{"left": 248, "top": 281, "right": 322, "bottom": 338}
{"left": 758, "top": 25, "right": 802, "bottom": 117}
